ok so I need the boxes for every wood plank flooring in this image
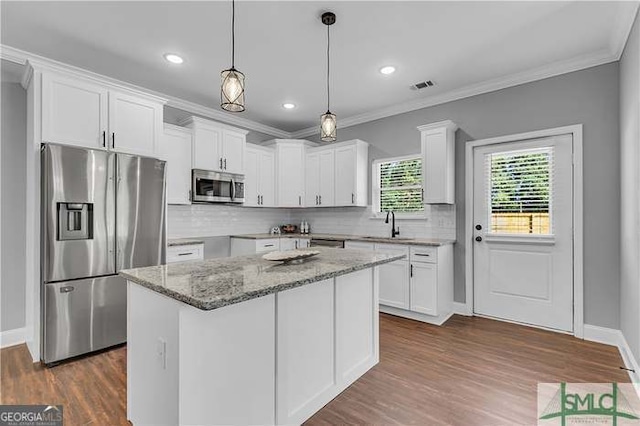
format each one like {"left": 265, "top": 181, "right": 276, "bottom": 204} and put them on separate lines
{"left": 1, "top": 314, "right": 630, "bottom": 425}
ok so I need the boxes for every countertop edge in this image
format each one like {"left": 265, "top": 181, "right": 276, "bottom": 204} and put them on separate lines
{"left": 230, "top": 234, "right": 455, "bottom": 246}
{"left": 120, "top": 253, "right": 405, "bottom": 311}
{"left": 167, "top": 239, "right": 205, "bottom": 247}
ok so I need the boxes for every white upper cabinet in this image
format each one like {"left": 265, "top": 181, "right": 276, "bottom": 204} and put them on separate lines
{"left": 42, "top": 73, "right": 108, "bottom": 149}
{"left": 334, "top": 140, "right": 368, "bottom": 207}
{"left": 162, "top": 125, "right": 193, "bottom": 205}
{"left": 305, "top": 149, "right": 336, "bottom": 207}
{"left": 41, "top": 71, "right": 164, "bottom": 157}
{"left": 418, "top": 120, "right": 458, "bottom": 204}
{"left": 222, "top": 129, "right": 246, "bottom": 174}
{"left": 108, "top": 90, "right": 162, "bottom": 157}
{"left": 271, "top": 140, "right": 307, "bottom": 208}
{"left": 182, "top": 117, "right": 247, "bottom": 174}
{"left": 245, "top": 144, "right": 275, "bottom": 207}
{"left": 305, "top": 152, "right": 321, "bottom": 207}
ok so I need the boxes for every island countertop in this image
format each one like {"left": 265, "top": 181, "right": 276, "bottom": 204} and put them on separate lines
{"left": 230, "top": 233, "right": 455, "bottom": 246}
{"left": 120, "top": 247, "right": 405, "bottom": 311}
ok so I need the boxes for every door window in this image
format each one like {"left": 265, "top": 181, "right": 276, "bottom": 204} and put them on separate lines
{"left": 487, "top": 147, "right": 553, "bottom": 235}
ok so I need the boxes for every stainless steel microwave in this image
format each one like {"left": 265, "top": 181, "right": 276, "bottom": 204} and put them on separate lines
{"left": 191, "top": 169, "right": 245, "bottom": 203}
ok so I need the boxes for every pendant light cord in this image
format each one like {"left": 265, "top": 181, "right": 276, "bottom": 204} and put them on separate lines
{"left": 326, "top": 24, "right": 330, "bottom": 112}
{"left": 231, "top": 0, "right": 236, "bottom": 68}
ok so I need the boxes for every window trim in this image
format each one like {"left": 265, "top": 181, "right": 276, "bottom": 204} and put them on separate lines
{"left": 371, "top": 154, "right": 427, "bottom": 220}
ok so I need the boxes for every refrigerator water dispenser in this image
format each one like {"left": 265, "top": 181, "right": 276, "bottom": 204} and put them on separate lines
{"left": 57, "top": 202, "right": 93, "bottom": 240}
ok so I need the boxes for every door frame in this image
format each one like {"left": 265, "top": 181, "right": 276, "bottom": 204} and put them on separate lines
{"left": 464, "top": 124, "right": 584, "bottom": 338}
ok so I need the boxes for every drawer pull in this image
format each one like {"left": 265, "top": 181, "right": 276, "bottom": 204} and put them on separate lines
{"left": 264, "top": 244, "right": 275, "bottom": 247}
{"left": 178, "top": 252, "right": 194, "bottom": 256}
{"left": 414, "top": 253, "right": 431, "bottom": 257}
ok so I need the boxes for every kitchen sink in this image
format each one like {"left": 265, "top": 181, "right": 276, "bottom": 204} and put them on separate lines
{"left": 360, "top": 236, "right": 413, "bottom": 241}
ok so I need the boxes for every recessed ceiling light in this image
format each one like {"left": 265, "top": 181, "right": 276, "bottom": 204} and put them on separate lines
{"left": 380, "top": 66, "right": 396, "bottom": 75}
{"left": 164, "top": 53, "right": 184, "bottom": 64}
{"left": 282, "top": 103, "right": 296, "bottom": 109}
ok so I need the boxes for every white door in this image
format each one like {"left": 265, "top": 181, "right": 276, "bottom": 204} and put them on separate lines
{"left": 276, "top": 144, "right": 305, "bottom": 207}
{"left": 410, "top": 262, "right": 438, "bottom": 315}
{"left": 473, "top": 135, "right": 573, "bottom": 332}
{"left": 259, "top": 150, "right": 275, "bottom": 207}
{"left": 378, "top": 261, "right": 410, "bottom": 309}
{"left": 42, "top": 73, "right": 108, "bottom": 149}
{"left": 163, "top": 127, "right": 192, "bottom": 205}
{"left": 193, "top": 126, "right": 221, "bottom": 171}
{"left": 335, "top": 146, "right": 356, "bottom": 206}
{"left": 305, "top": 153, "right": 320, "bottom": 207}
{"left": 222, "top": 130, "right": 245, "bottom": 174}
{"left": 108, "top": 91, "right": 161, "bottom": 157}
{"left": 319, "top": 150, "right": 335, "bottom": 206}
{"left": 244, "top": 147, "right": 259, "bottom": 207}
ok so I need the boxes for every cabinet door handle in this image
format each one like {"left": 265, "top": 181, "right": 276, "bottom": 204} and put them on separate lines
{"left": 299, "top": 195, "right": 301, "bottom": 206}
{"left": 261, "top": 195, "right": 264, "bottom": 205}
{"left": 220, "top": 158, "right": 223, "bottom": 169}
{"left": 421, "top": 188, "right": 424, "bottom": 202}
{"left": 102, "top": 131, "right": 106, "bottom": 148}
{"left": 319, "top": 195, "right": 322, "bottom": 205}
{"left": 224, "top": 158, "right": 227, "bottom": 170}
{"left": 295, "top": 240, "right": 298, "bottom": 249}
{"left": 188, "top": 190, "right": 192, "bottom": 201}
{"left": 410, "top": 264, "right": 414, "bottom": 278}
{"left": 315, "top": 195, "right": 318, "bottom": 205}
{"left": 112, "top": 132, "right": 115, "bottom": 149}
{"left": 258, "top": 195, "right": 261, "bottom": 205}
{"left": 352, "top": 193, "right": 355, "bottom": 204}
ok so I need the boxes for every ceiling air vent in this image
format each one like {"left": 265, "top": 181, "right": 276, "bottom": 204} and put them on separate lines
{"left": 411, "top": 80, "right": 435, "bottom": 90}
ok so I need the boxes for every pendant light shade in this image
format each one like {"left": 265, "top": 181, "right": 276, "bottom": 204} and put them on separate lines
{"left": 320, "top": 12, "right": 337, "bottom": 142}
{"left": 221, "top": 0, "right": 245, "bottom": 112}
{"left": 320, "top": 111, "right": 337, "bottom": 142}
{"left": 221, "top": 67, "right": 245, "bottom": 112}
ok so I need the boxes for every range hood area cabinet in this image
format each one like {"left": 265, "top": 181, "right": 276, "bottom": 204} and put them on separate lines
{"left": 179, "top": 116, "right": 248, "bottom": 175}
{"left": 40, "top": 71, "right": 165, "bottom": 158}
{"left": 418, "top": 120, "right": 458, "bottom": 205}
{"left": 245, "top": 144, "right": 276, "bottom": 207}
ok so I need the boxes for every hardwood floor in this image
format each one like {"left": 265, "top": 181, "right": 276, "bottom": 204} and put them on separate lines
{"left": 1, "top": 314, "right": 630, "bottom": 425}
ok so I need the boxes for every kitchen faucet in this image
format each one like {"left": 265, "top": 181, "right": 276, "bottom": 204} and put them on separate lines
{"left": 385, "top": 211, "right": 400, "bottom": 238}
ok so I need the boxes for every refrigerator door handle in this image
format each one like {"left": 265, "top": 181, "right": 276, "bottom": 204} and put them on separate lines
{"left": 231, "top": 178, "right": 236, "bottom": 201}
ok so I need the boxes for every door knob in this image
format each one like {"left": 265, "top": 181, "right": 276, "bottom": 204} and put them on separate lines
{"left": 475, "top": 224, "right": 482, "bottom": 230}
{"left": 475, "top": 236, "right": 482, "bottom": 242}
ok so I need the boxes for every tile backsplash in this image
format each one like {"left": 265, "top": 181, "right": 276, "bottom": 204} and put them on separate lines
{"left": 168, "top": 204, "right": 455, "bottom": 240}
{"left": 290, "top": 205, "right": 456, "bottom": 240}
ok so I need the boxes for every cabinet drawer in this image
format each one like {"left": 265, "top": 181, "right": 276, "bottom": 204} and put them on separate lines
{"left": 167, "top": 244, "right": 204, "bottom": 263}
{"left": 410, "top": 246, "right": 437, "bottom": 264}
{"left": 256, "top": 239, "right": 280, "bottom": 253}
{"left": 375, "top": 244, "right": 409, "bottom": 259}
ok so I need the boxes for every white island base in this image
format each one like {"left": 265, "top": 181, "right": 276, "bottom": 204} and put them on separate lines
{"left": 127, "top": 267, "right": 380, "bottom": 426}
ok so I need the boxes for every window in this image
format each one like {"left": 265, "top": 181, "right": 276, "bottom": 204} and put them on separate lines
{"left": 372, "top": 155, "right": 424, "bottom": 216}
{"left": 487, "top": 147, "right": 553, "bottom": 235}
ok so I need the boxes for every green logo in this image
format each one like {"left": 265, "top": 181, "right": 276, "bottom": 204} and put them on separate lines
{"left": 539, "top": 383, "right": 639, "bottom": 425}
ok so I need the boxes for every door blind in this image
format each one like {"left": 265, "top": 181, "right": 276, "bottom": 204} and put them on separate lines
{"left": 378, "top": 157, "right": 423, "bottom": 213}
{"left": 486, "top": 147, "right": 553, "bottom": 235}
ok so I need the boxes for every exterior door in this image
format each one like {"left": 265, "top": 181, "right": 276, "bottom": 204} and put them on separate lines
{"left": 473, "top": 134, "right": 573, "bottom": 332}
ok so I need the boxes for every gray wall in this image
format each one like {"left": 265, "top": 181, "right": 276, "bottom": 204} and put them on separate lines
{"left": 310, "top": 62, "right": 621, "bottom": 329}
{"left": 620, "top": 10, "right": 640, "bottom": 361}
{"left": 1, "top": 82, "right": 27, "bottom": 332}
{"left": 163, "top": 105, "right": 274, "bottom": 144}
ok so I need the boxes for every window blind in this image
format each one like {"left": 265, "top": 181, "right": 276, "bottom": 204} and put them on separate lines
{"left": 378, "top": 157, "right": 423, "bottom": 213}
{"left": 486, "top": 147, "right": 553, "bottom": 235}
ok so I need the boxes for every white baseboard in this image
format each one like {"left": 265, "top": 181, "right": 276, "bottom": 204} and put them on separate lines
{"left": 583, "top": 324, "right": 640, "bottom": 387}
{"left": 452, "top": 302, "right": 472, "bottom": 316}
{"left": 0, "top": 327, "right": 26, "bottom": 348}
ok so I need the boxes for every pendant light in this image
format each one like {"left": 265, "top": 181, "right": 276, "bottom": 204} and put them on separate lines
{"left": 320, "top": 12, "right": 337, "bottom": 142}
{"left": 221, "top": 0, "right": 245, "bottom": 112}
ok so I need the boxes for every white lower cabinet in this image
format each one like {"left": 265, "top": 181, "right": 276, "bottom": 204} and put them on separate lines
{"left": 345, "top": 240, "right": 454, "bottom": 325}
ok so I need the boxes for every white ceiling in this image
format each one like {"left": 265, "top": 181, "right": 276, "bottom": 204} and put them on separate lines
{"left": 1, "top": 1, "right": 637, "bottom": 135}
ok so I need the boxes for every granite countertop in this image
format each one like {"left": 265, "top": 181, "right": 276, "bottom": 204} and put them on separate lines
{"left": 230, "top": 233, "right": 455, "bottom": 246}
{"left": 120, "top": 247, "right": 405, "bottom": 311}
{"left": 168, "top": 238, "right": 205, "bottom": 247}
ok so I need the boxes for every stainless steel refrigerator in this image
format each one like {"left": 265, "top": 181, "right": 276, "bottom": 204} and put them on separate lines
{"left": 41, "top": 143, "right": 166, "bottom": 364}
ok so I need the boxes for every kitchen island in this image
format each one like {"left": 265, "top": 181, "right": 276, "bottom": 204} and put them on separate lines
{"left": 120, "top": 247, "right": 404, "bottom": 426}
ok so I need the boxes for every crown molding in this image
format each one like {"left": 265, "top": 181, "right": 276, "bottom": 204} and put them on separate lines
{"left": 0, "top": 44, "right": 291, "bottom": 138}
{"left": 417, "top": 120, "right": 458, "bottom": 133}
{"left": 290, "top": 48, "right": 618, "bottom": 138}
{"left": 611, "top": 1, "right": 640, "bottom": 60}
